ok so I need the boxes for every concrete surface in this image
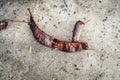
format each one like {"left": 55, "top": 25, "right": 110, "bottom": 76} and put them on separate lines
{"left": 0, "top": 0, "right": 120, "bottom": 80}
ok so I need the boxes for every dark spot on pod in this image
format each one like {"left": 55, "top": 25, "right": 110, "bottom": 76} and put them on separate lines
{"left": 81, "top": 42, "right": 88, "bottom": 50}
{"left": 53, "top": 38, "right": 59, "bottom": 42}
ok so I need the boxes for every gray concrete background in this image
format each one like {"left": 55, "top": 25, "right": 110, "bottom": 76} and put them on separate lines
{"left": 0, "top": 0, "right": 120, "bottom": 80}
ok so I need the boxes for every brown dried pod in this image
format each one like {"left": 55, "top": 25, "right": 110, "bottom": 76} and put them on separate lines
{"left": 27, "top": 8, "right": 88, "bottom": 52}
{"left": 0, "top": 21, "right": 8, "bottom": 31}
{"left": 72, "top": 20, "right": 85, "bottom": 42}
{"left": 52, "top": 39, "right": 88, "bottom": 52}
{"left": 0, "top": 19, "right": 27, "bottom": 31}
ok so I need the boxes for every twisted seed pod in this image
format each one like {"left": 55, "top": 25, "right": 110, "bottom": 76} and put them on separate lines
{"left": 28, "top": 8, "right": 88, "bottom": 52}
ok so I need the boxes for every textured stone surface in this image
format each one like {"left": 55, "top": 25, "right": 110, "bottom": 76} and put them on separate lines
{"left": 0, "top": 0, "right": 120, "bottom": 80}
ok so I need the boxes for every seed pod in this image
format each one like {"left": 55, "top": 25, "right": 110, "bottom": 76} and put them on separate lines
{"left": 72, "top": 20, "right": 85, "bottom": 42}
{"left": 52, "top": 39, "right": 88, "bottom": 52}
{"left": 0, "top": 21, "right": 8, "bottom": 31}
{"left": 27, "top": 8, "right": 88, "bottom": 52}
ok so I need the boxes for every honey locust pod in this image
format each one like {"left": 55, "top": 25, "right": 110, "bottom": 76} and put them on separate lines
{"left": 0, "top": 21, "right": 8, "bottom": 31}
{"left": 27, "top": 8, "right": 89, "bottom": 52}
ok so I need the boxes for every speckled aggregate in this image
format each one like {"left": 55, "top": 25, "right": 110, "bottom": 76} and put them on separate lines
{"left": 0, "top": 0, "right": 120, "bottom": 80}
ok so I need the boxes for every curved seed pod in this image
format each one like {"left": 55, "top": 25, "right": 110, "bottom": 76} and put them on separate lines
{"left": 0, "top": 21, "right": 8, "bottom": 31}
{"left": 27, "top": 8, "right": 54, "bottom": 47}
{"left": 72, "top": 20, "right": 85, "bottom": 42}
{"left": 27, "top": 8, "right": 88, "bottom": 52}
{"left": 52, "top": 39, "right": 88, "bottom": 52}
